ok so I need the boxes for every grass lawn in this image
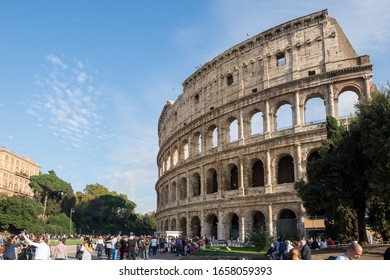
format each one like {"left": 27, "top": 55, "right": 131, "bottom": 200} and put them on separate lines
{"left": 49, "top": 238, "right": 85, "bottom": 246}
{"left": 193, "top": 246, "right": 266, "bottom": 256}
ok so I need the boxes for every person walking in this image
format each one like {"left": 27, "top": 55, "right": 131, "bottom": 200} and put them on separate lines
{"left": 52, "top": 238, "right": 68, "bottom": 260}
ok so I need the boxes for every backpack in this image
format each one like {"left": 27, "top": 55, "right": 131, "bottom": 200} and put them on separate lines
{"left": 325, "top": 255, "right": 338, "bottom": 260}
{"left": 75, "top": 244, "right": 83, "bottom": 260}
{"left": 115, "top": 242, "right": 122, "bottom": 250}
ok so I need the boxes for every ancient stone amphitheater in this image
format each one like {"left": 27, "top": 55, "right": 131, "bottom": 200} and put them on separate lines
{"left": 155, "top": 9, "right": 374, "bottom": 240}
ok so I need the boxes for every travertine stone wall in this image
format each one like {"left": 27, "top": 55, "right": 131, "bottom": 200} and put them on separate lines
{"left": 155, "top": 9, "right": 374, "bottom": 240}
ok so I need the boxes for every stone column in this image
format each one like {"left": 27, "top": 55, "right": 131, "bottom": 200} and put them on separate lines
{"left": 238, "top": 108, "right": 245, "bottom": 145}
{"left": 267, "top": 204, "right": 273, "bottom": 236}
{"left": 239, "top": 156, "right": 245, "bottom": 196}
{"left": 240, "top": 214, "right": 246, "bottom": 242}
{"left": 293, "top": 91, "right": 301, "bottom": 132}
{"left": 327, "top": 83, "right": 336, "bottom": 118}
{"left": 265, "top": 150, "right": 272, "bottom": 194}
{"left": 295, "top": 144, "right": 303, "bottom": 180}
{"left": 186, "top": 211, "right": 190, "bottom": 238}
{"left": 200, "top": 209, "right": 205, "bottom": 237}
{"left": 218, "top": 211, "right": 224, "bottom": 240}
{"left": 364, "top": 74, "right": 373, "bottom": 101}
{"left": 264, "top": 100, "right": 271, "bottom": 138}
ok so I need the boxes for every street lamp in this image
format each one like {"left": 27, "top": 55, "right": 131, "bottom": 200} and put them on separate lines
{"left": 69, "top": 208, "right": 75, "bottom": 237}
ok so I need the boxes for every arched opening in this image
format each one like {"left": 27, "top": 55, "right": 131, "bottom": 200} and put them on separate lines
{"left": 338, "top": 90, "right": 359, "bottom": 118}
{"left": 172, "top": 146, "right": 179, "bottom": 166}
{"left": 181, "top": 139, "right": 189, "bottom": 161}
{"left": 277, "top": 155, "right": 295, "bottom": 184}
{"left": 253, "top": 211, "right": 266, "bottom": 231}
{"left": 193, "top": 132, "right": 202, "bottom": 155}
{"left": 171, "top": 182, "right": 177, "bottom": 202}
{"left": 206, "top": 214, "right": 218, "bottom": 239}
{"left": 171, "top": 219, "right": 177, "bottom": 231}
{"left": 192, "top": 173, "right": 201, "bottom": 197}
{"left": 252, "top": 160, "right": 265, "bottom": 187}
{"left": 276, "top": 103, "right": 293, "bottom": 130}
{"left": 307, "top": 150, "right": 321, "bottom": 163}
{"left": 164, "top": 220, "right": 169, "bottom": 231}
{"left": 229, "top": 118, "right": 239, "bottom": 142}
{"left": 277, "top": 209, "right": 298, "bottom": 239}
{"left": 180, "top": 217, "right": 187, "bottom": 236}
{"left": 212, "top": 127, "right": 218, "bottom": 148}
{"left": 251, "top": 111, "right": 264, "bottom": 135}
{"left": 305, "top": 97, "right": 326, "bottom": 124}
{"left": 230, "top": 214, "right": 240, "bottom": 240}
{"left": 191, "top": 216, "right": 201, "bottom": 237}
{"left": 230, "top": 165, "right": 239, "bottom": 190}
{"left": 206, "top": 168, "right": 218, "bottom": 194}
{"left": 180, "top": 177, "right": 187, "bottom": 200}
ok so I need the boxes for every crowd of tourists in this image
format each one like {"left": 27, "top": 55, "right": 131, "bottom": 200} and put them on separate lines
{"left": 265, "top": 236, "right": 366, "bottom": 260}
{"left": 0, "top": 232, "right": 210, "bottom": 260}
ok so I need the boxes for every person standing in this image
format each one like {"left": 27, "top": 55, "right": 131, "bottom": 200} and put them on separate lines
{"left": 336, "top": 242, "right": 363, "bottom": 260}
{"left": 150, "top": 236, "right": 158, "bottom": 256}
{"left": 52, "top": 238, "right": 68, "bottom": 260}
{"left": 80, "top": 236, "right": 93, "bottom": 260}
{"left": 21, "top": 232, "right": 51, "bottom": 260}
{"left": 127, "top": 235, "right": 137, "bottom": 260}
{"left": 3, "top": 235, "right": 24, "bottom": 260}
{"left": 143, "top": 237, "right": 150, "bottom": 260}
{"left": 299, "top": 239, "right": 312, "bottom": 260}
{"left": 95, "top": 235, "right": 105, "bottom": 259}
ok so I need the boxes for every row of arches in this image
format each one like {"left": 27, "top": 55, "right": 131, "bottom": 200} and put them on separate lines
{"left": 160, "top": 209, "right": 299, "bottom": 240}
{"left": 159, "top": 90, "right": 358, "bottom": 176}
{"left": 158, "top": 150, "right": 319, "bottom": 208}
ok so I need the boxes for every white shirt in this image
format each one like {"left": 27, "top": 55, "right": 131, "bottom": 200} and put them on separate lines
{"left": 23, "top": 235, "right": 51, "bottom": 260}
{"left": 336, "top": 253, "right": 350, "bottom": 260}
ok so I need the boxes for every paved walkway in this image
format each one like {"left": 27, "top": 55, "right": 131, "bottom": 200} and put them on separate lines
{"left": 66, "top": 245, "right": 179, "bottom": 260}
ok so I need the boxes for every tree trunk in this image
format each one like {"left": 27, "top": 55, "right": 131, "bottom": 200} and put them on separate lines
{"left": 43, "top": 191, "right": 48, "bottom": 217}
{"left": 357, "top": 205, "right": 368, "bottom": 244}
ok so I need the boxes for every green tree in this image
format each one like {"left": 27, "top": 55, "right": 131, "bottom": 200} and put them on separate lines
{"left": 296, "top": 116, "right": 370, "bottom": 243}
{"left": 0, "top": 195, "right": 45, "bottom": 233}
{"left": 29, "top": 170, "right": 74, "bottom": 217}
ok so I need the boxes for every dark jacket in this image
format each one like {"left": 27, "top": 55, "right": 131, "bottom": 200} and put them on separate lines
{"left": 300, "top": 244, "right": 312, "bottom": 260}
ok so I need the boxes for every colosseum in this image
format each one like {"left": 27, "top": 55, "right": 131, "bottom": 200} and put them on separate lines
{"left": 155, "top": 9, "right": 374, "bottom": 241}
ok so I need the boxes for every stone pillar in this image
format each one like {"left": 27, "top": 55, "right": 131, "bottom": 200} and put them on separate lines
{"left": 267, "top": 204, "right": 273, "bottom": 236}
{"left": 293, "top": 91, "right": 301, "bottom": 132}
{"left": 239, "top": 156, "right": 245, "bottom": 196}
{"left": 265, "top": 150, "right": 272, "bottom": 194}
{"left": 327, "top": 83, "right": 336, "bottom": 118}
{"left": 295, "top": 144, "right": 303, "bottom": 180}
{"left": 218, "top": 211, "right": 224, "bottom": 240}
{"left": 238, "top": 108, "right": 245, "bottom": 145}
{"left": 186, "top": 211, "right": 190, "bottom": 238}
{"left": 200, "top": 209, "right": 205, "bottom": 237}
{"left": 264, "top": 100, "right": 271, "bottom": 138}
{"left": 240, "top": 214, "right": 246, "bottom": 242}
{"left": 364, "top": 74, "right": 373, "bottom": 101}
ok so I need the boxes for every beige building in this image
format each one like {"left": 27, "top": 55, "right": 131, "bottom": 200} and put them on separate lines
{"left": 0, "top": 147, "right": 40, "bottom": 198}
{"left": 156, "top": 10, "right": 375, "bottom": 240}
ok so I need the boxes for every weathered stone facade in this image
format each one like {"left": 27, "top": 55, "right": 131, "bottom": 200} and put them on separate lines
{"left": 156, "top": 10, "right": 374, "bottom": 240}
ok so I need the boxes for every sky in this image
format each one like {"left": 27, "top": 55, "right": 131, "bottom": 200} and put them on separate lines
{"left": 0, "top": 0, "right": 389, "bottom": 214}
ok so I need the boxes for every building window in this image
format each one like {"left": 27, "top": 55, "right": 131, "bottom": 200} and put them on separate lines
{"left": 227, "top": 74, "right": 234, "bottom": 86}
{"left": 276, "top": 53, "right": 286, "bottom": 66}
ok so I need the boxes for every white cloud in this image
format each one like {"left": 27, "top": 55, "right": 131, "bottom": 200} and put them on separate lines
{"left": 30, "top": 55, "right": 110, "bottom": 149}
{"left": 46, "top": 55, "right": 68, "bottom": 69}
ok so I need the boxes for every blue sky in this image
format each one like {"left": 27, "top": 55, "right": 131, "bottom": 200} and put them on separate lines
{"left": 0, "top": 0, "right": 389, "bottom": 214}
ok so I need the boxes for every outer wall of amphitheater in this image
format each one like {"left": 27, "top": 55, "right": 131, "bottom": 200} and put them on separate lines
{"left": 155, "top": 10, "right": 374, "bottom": 241}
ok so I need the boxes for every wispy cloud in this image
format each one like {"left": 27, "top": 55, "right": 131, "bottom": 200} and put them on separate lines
{"left": 28, "top": 55, "right": 108, "bottom": 148}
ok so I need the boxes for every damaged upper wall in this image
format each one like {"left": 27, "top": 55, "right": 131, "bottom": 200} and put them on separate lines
{"left": 157, "top": 9, "right": 370, "bottom": 147}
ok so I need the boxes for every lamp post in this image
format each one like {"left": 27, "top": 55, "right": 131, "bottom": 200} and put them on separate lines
{"left": 69, "top": 208, "right": 75, "bottom": 237}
